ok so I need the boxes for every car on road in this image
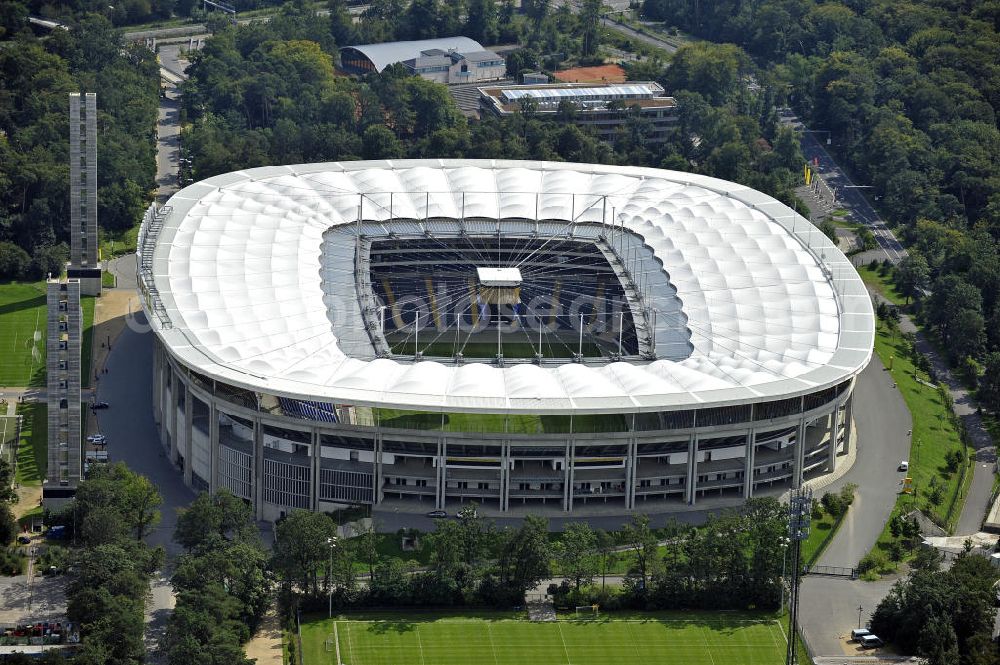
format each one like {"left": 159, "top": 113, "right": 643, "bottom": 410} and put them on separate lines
{"left": 426, "top": 510, "right": 448, "bottom": 518}
{"left": 86, "top": 434, "right": 106, "bottom": 444}
{"left": 859, "top": 634, "right": 884, "bottom": 649}
{"left": 898, "top": 460, "right": 909, "bottom": 471}
{"left": 850, "top": 628, "right": 870, "bottom": 642}
{"left": 90, "top": 402, "right": 109, "bottom": 410}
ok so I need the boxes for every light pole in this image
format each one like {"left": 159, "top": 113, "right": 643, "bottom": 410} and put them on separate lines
{"left": 779, "top": 536, "right": 790, "bottom": 614}
{"left": 786, "top": 487, "right": 813, "bottom": 665}
{"left": 327, "top": 536, "right": 338, "bottom": 619}
{"left": 857, "top": 604, "right": 863, "bottom": 629}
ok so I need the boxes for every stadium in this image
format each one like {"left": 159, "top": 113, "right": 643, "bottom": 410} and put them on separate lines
{"left": 138, "top": 160, "right": 874, "bottom": 520}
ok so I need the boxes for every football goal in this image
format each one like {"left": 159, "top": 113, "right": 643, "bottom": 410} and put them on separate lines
{"left": 575, "top": 604, "right": 600, "bottom": 618}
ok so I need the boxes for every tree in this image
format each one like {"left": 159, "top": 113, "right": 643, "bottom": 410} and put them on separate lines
{"left": 0, "top": 242, "right": 29, "bottom": 279}
{"left": 621, "top": 514, "right": 658, "bottom": 593}
{"left": 493, "top": 515, "right": 551, "bottom": 603}
{"left": 554, "top": 522, "right": 598, "bottom": 591}
{"left": 272, "top": 510, "right": 338, "bottom": 597}
{"left": 894, "top": 251, "right": 929, "bottom": 304}
{"left": 578, "top": 0, "right": 602, "bottom": 59}
{"left": 174, "top": 490, "right": 258, "bottom": 553}
{"left": 465, "top": 0, "right": 499, "bottom": 44}
{"left": 361, "top": 124, "right": 404, "bottom": 159}
{"left": 978, "top": 352, "right": 1000, "bottom": 414}
{"left": 594, "top": 529, "right": 618, "bottom": 589}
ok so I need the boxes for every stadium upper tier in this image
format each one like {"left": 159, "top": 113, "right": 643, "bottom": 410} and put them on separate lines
{"left": 141, "top": 160, "right": 874, "bottom": 415}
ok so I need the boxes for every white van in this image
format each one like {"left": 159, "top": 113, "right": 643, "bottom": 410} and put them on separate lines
{"left": 850, "top": 628, "right": 870, "bottom": 642}
{"left": 860, "top": 635, "right": 883, "bottom": 649}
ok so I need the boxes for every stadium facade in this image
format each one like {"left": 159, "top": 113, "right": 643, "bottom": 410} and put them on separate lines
{"left": 139, "top": 160, "right": 874, "bottom": 520}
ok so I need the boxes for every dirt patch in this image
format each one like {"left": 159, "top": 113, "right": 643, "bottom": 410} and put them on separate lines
{"left": 553, "top": 64, "right": 627, "bottom": 83}
{"left": 244, "top": 605, "right": 283, "bottom": 665}
{"left": 13, "top": 486, "right": 41, "bottom": 521}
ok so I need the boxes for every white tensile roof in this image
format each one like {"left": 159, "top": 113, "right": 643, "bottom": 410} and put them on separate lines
{"left": 342, "top": 37, "right": 485, "bottom": 72}
{"left": 147, "top": 160, "right": 874, "bottom": 414}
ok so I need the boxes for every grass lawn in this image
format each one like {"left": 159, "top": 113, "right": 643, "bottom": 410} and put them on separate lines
{"left": 800, "top": 510, "right": 838, "bottom": 567}
{"left": 876, "top": 322, "right": 966, "bottom": 525}
{"left": 856, "top": 266, "right": 906, "bottom": 307}
{"left": 0, "top": 282, "right": 48, "bottom": 387}
{"left": 0, "top": 282, "right": 95, "bottom": 388}
{"left": 14, "top": 402, "right": 46, "bottom": 486}
{"left": 0, "top": 416, "right": 18, "bottom": 467}
{"left": 301, "top": 612, "right": 790, "bottom": 665}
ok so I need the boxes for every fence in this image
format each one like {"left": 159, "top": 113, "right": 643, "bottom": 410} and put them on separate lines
{"left": 801, "top": 564, "right": 858, "bottom": 579}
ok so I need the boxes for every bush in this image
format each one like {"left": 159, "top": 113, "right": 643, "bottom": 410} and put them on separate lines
{"left": 821, "top": 492, "right": 846, "bottom": 518}
{"left": 839, "top": 483, "right": 857, "bottom": 506}
{"left": 928, "top": 476, "right": 945, "bottom": 506}
{"left": 945, "top": 449, "right": 963, "bottom": 473}
{"left": 0, "top": 242, "right": 30, "bottom": 279}
{"left": 858, "top": 549, "right": 895, "bottom": 576}
{"left": 0, "top": 548, "right": 24, "bottom": 576}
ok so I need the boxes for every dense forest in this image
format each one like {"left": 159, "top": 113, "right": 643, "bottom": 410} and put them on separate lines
{"left": 641, "top": 0, "right": 1000, "bottom": 392}
{"left": 0, "top": 13, "right": 159, "bottom": 278}
{"left": 182, "top": 2, "right": 808, "bottom": 213}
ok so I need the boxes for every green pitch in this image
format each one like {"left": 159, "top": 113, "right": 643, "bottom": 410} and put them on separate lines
{"left": 0, "top": 283, "right": 47, "bottom": 387}
{"left": 0, "top": 282, "right": 95, "bottom": 387}
{"left": 301, "top": 615, "right": 788, "bottom": 665}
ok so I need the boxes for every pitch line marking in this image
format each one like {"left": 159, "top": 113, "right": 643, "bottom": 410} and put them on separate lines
{"left": 556, "top": 621, "right": 573, "bottom": 665}
{"left": 698, "top": 625, "right": 717, "bottom": 665}
{"left": 415, "top": 624, "right": 426, "bottom": 665}
{"left": 775, "top": 619, "right": 789, "bottom": 648}
{"left": 486, "top": 622, "right": 500, "bottom": 665}
{"left": 346, "top": 620, "right": 356, "bottom": 665}
{"left": 621, "top": 618, "right": 644, "bottom": 663}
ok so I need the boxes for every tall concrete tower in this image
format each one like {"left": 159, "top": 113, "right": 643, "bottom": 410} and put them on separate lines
{"left": 43, "top": 278, "right": 83, "bottom": 508}
{"left": 69, "top": 92, "right": 102, "bottom": 296}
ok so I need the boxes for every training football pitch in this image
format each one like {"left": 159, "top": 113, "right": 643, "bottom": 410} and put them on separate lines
{"left": 300, "top": 614, "right": 789, "bottom": 665}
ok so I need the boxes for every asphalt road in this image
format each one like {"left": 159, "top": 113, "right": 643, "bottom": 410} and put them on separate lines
{"left": 798, "top": 576, "right": 897, "bottom": 657}
{"left": 785, "top": 116, "right": 906, "bottom": 263}
{"left": 811, "top": 355, "right": 912, "bottom": 569}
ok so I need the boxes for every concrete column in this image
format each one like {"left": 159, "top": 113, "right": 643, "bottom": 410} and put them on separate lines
{"left": 253, "top": 417, "right": 264, "bottom": 520}
{"left": 209, "top": 401, "right": 219, "bottom": 494}
{"left": 562, "top": 441, "right": 571, "bottom": 511}
{"left": 843, "top": 394, "right": 855, "bottom": 455}
{"left": 373, "top": 431, "right": 384, "bottom": 506}
{"left": 500, "top": 441, "right": 510, "bottom": 512}
{"left": 743, "top": 427, "right": 756, "bottom": 499}
{"left": 793, "top": 416, "right": 807, "bottom": 488}
{"left": 310, "top": 429, "right": 321, "bottom": 510}
{"left": 168, "top": 367, "right": 178, "bottom": 462}
{"left": 183, "top": 383, "right": 193, "bottom": 486}
{"left": 827, "top": 404, "right": 841, "bottom": 472}
{"left": 435, "top": 438, "right": 445, "bottom": 510}
{"left": 152, "top": 344, "right": 162, "bottom": 425}
{"left": 564, "top": 440, "right": 576, "bottom": 511}
{"left": 684, "top": 434, "right": 698, "bottom": 505}
{"left": 624, "top": 440, "right": 637, "bottom": 510}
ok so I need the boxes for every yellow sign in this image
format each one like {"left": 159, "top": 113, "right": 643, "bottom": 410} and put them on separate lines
{"left": 902, "top": 476, "right": 913, "bottom": 494}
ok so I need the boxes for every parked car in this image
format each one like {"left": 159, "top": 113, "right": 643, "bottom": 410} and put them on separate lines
{"left": 850, "top": 628, "right": 870, "bottom": 642}
{"left": 426, "top": 510, "right": 447, "bottom": 519}
{"left": 16, "top": 536, "right": 30, "bottom": 545}
{"left": 90, "top": 402, "right": 109, "bottom": 410}
{"left": 898, "top": 460, "right": 909, "bottom": 471}
{"left": 86, "top": 434, "right": 106, "bottom": 444}
{"left": 860, "top": 635, "right": 884, "bottom": 649}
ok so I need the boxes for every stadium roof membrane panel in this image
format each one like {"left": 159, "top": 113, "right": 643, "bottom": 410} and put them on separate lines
{"left": 148, "top": 160, "right": 874, "bottom": 414}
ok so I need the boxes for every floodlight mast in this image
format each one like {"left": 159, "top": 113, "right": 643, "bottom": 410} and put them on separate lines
{"left": 786, "top": 487, "right": 813, "bottom": 665}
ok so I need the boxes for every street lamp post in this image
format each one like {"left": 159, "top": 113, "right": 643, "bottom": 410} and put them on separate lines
{"left": 858, "top": 604, "right": 863, "bottom": 629}
{"left": 327, "top": 536, "right": 338, "bottom": 619}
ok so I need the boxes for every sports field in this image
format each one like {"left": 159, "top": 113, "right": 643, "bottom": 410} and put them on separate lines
{"left": 0, "top": 282, "right": 95, "bottom": 387}
{"left": 0, "top": 283, "right": 47, "bottom": 387}
{"left": 301, "top": 615, "right": 788, "bottom": 665}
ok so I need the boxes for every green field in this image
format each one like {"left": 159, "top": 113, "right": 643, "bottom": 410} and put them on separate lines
{"left": 301, "top": 615, "right": 789, "bottom": 665}
{"left": 372, "top": 409, "right": 626, "bottom": 434}
{"left": 0, "top": 283, "right": 47, "bottom": 387}
{"left": 0, "top": 282, "right": 95, "bottom": 388}
{"left": 0, "top": 416, "right": 18, "bottom": 467}
{"left": 14, "top": 402, "right": 46, "bottom": 486}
